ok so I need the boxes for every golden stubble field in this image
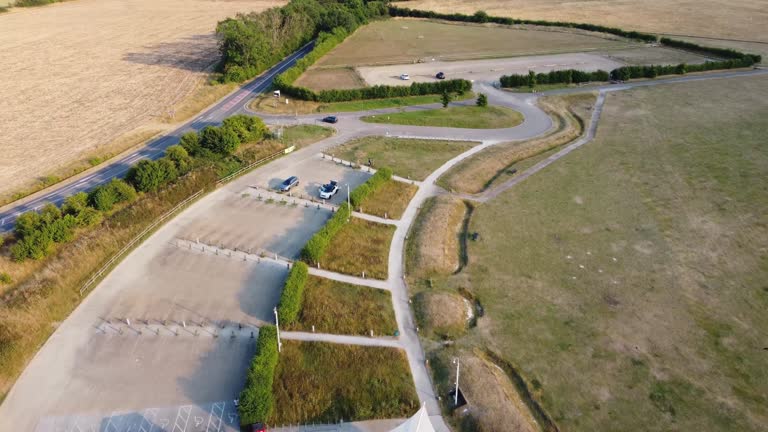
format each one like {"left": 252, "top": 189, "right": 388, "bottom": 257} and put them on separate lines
{"left": 0, "top": 0, "right": 281, "bottom": 200}
{"left": 401, "top": 0, "right": 768, "bottom": 42}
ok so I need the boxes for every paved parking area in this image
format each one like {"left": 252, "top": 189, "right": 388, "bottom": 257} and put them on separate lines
{"left": 102, "top": 245, "right": 288, "bottom": 326}
{"left": 246, "top": 154, "right": 371, "bottom": 205}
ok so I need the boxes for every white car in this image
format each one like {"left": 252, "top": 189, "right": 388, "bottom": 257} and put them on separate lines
{"left": 400, "top": 73, "right": 410, "bottom": 80}
{"left": 318, "top": 180, "right": 339, "bottom": 199}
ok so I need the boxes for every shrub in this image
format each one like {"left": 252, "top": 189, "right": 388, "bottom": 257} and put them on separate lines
{"left": 47, "top": 214, "right": 77, "bottom": 243}
{"left": 350, "top": 167, "right": 393, "bottom": 208}
{"left": 222, "top": 115, "right": 268, "bottom": 143}
{"left": 179, "top": 132, "right": 202, "bottom": 156}
{"left": 62, "top": 192, "right": 89, "bottom": 216}
{"left": 11, "top": 229, "right": 53, "bottom": 261}
{"left": 277, "top": 262, "right": 309, "bottom": 325}
{"left": 476, "top": 93, "right": 488, "bottom": 107}
{"left": 88, "top": 185, "right": 119, "bottom": 212}
{"left": 157, "top": 158, "right": 179, "bottom": 183}
{"left": 199, "top": 126, "right": 241, "bottom": 155}
{"left": 76, "top": 207, "right": 103, "bottom": 227}
{"left": 0, "top": 272, "right": 11, "bottom": 285}
{"left": 166, "top": 145, "right": 193, "bottom": 174}
{"left": 39, "top": 203, "right": 61, "bottom": 226}
{"left": 301, "top": 203, "right": 352, "bottom": 263}
{"left": 441, "top": 91, "right": 450, "bottom": 108}
{"left": 127, "top": 159, "right": 165, "bottom": 192}
{"left": 108, "top": 178, "right": 138, "bottom": 204}
{"left": 238, "top": 326, "right": 279, "bottom": 426}
{"left": 14, "top": 211, "right": 42, "bottom": 239}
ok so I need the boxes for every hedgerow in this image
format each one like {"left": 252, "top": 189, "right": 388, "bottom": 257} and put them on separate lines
{"left": 277, "top": 262, "right": 309, "bottom": 325}
{"left": 238, "top": 326, "right": 279, "bottom": 426}
{"left": 500, "top": 69, "right": 611, "bottom": 88}
{"left": 301, "top": 203, "right": 352, "bottom": 263}
{"left": 350, "top": 167, "right": 393, "bottom": 208}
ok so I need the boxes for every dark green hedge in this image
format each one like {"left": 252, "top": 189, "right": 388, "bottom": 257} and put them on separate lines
{"left": 350, "top": 167, "right": 393, "bottom": 208}
{"left": 301, "top": 202, "right": 352, "bottom": 263}
{"left": 277, "top": 261, "right": 309, "bottom": 325}
{"left": 388, "top": 6, "right": 659, "bottom": 43}
{"left": 500, "top": 69, "right": 610, "bottom": 87}
{"left": 238, "top": 326, "right": 279, "bottom": 426}
{"left": 661, "top": 37, "right": 762, "bottom": 63}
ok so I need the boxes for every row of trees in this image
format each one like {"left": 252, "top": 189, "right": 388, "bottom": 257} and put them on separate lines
{"left": 279, "top": 77, "right": 472, "bottom": 102}
{"left": 500, "top": 69, "right": 611, "bottom": 88}
{"left": 661, "top": 38, "right": 762, "bottom": 63}
{"left": 388, "top": 6, "right": 659, "bottom": 42}
{"left": 10, "top": 179, "right": 135, "bottom": 261}
{"left": 9, "top": 114, "right": 268, "bottom": 261}
{"left": 217, "top": 0, "right": 389, "bottom": 83}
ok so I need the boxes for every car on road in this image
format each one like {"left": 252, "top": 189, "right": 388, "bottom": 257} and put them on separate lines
{"left": 278, "top": 176, "right": 299, "bottom": 192}
{"left": 242, "top": 423, "right": 267, "bottom": 432}
{"left": 400, "top": 73, "right": 410, "bottom": 80}
{"left": 319, "top": 180, "right": 339, "bottom": 199}
{"left": 322, "top": 115, "right": 338, "bottom": 124}
{"left": 436, "top": 72, "right": 445, "bottom": 80}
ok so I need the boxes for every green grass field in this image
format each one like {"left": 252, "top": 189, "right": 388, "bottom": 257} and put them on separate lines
{"left": 362, "top": 105, "right": 523, "bottom": 129}
{"left": 357, "top": 180, "right": 418, "bottom": 219}
{"left": 419, "top": 75, "right": 768, "bottom": 431}
{"left": 272, "top": 341, "right": 418, "bottom": 424}
{"left": 274, "top": 124, "right": 333, "bottom": 148}
{"left": 331, "top": 137, "right": 477, "bottom": 181}
{"left": 287, "top": 275, "right": 398, "bottom": 336}
{"left": 320, "top": 218, "right": 395, "bottom": 280}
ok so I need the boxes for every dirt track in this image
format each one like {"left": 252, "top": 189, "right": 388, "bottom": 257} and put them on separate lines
{"left": 0, "top": 0, "right": 279, "bottom": 198}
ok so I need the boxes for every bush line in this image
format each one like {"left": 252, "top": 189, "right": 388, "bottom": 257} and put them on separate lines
{"left": 349, "top": 167, "right": 393, "bottom": 209}
{"left": 237, "top": 326, "right": 279, "bottom": 426}
{"left": 277, "top": 261, "right": 309, "bottom": 325}
{"left": 301, "top": 203, "right": 352, "bottom": 263}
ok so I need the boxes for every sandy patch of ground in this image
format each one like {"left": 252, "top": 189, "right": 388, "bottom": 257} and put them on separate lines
{"left": 0, "top": 0, "right": 278, "bottom": 199}
{"left": 357, "top": 53, "right": 625, "bottom": 86}
{"left": 401, "top": 0, "right": 768, "bottom": 42}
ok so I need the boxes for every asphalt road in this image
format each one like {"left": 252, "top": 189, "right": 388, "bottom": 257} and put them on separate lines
{"left": 0, "top": 42, "right": 315, "bottom": 233}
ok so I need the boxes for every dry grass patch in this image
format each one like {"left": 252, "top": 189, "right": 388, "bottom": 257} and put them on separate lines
{"left": 332, "top": 136, "right": 477, "bottom": 181}
{"left": 413, "top": 291, "right": 467, "bottom": 339}
{"left": 452, "top": 75, "right": 768, "bottom": 431}
{"left": 438, "top": 92, "right": 596, "bottom": 194}
{"left": 406, "top": 195, "right": 466, "bottom": 278}
{"left": 163, "top": 81, "right": 238, "bottom": 123}
{"left": 0, "top": 0, "right": 275, "bottom": 199}
{"left": 288, "top": 275, "right": 398, "bottom": 336}
{"left": 272, "top": 341, "right": 418, "bottom": 424}
{"left": 249, "top": 94, "right": 323, "bottom": 115}
{"left": 402, "top": 0, "right": 768, "bottom": 42}
{"left": 320, "top": 218, "right": 395, "bottom": 280}
{"left": 314, "top": 19, "right": 634, "bottom": 68}
{"left": 357, "top": 180, "right": 418, "bottom": 219}
{"left": 294, "top": 67, "right": 366, "bottom": 91}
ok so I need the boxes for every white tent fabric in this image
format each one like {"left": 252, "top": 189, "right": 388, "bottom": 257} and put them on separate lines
{"left": 390, "top": 405, "right": 435, "bottom": 432}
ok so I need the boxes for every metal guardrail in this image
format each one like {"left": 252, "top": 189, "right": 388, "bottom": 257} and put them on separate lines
{"left": 79, "top": 148, "right": 291, "bottom": 296}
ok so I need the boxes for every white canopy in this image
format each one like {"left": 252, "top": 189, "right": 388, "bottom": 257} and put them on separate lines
{"left": 390, "top": 405, "right": 435, "bottom": 432}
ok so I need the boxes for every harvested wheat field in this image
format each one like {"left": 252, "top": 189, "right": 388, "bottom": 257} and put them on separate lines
{"left": 0, "top": 0, "right": 280, "bottom": 200}
{"left": 401, "top": 0, "right": 768, "bottom": 42}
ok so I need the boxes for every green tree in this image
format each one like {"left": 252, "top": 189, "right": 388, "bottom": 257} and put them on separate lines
{"left": 441, "top": 91, "right": 450, "bottom": 108}
{"left": 473, "top": 10, "right": 489, "bottom": 23}
{"left": 223, "top": 115, "right": 268, "bottom": 143}
{"left": 199, "top": 126, "right": 241, "bottom": 155}
{"left": 88, "top": 185, "right": 118, "bottom": 212}
{"left": 157, "top": 158, "right": 179, "bottom": 183}
{"left": 62, "top": 192, "right": 89, "bottom": 216}
{"left": 527, "top": 70, "right": 537, "bottom": 88}
{"left": 14, "top": 211, "right": 42, "bottom": 239}
{"left": 179, "top": 132, "right": 201, "bottom": 156}
{"left": 127, "top": 159, "right": 164, "bottom": 192}
{"left": 166, "top": 145, "right": 193, "bottom": 174}
{"left": 476, "top": 93, "right": 488, "bottom": 107}
{"left": 108, "top": 179, "right": 138, "bottom": 203}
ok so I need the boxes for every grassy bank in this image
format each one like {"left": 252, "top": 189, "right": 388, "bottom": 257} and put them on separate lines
{"left": 249, "top": 93, "right": 473, "bottom": 115}
{"left": 318, "top": 218, "right": 395, "bottom": 280}
{"left": 362, "top": 105, "right": 524, "bottom": 129}
{"left": 438, "top": 93, "right": 596, "bottom": 194}
{"left": 287, "top": 275, "right": 397, "bottom": 336}
{"left": 272, "top": 341, "right": 418, "bottom": 424}
{"left": 419, "top": 75, "right": 768, "bottom": 431}
{"left": 331, "top": 137, "right": 477, "bottom": 181}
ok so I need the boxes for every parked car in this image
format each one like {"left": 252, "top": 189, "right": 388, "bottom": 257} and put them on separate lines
{"left": 400, "top": 73, "right": 410, "bottom": 80}
{"left": 279, "top": 176, "right": 299, "bottom": 192}
{"left": 436, "top": 71, "right": 445, "bottom": 80}
{"left": 319, "top": 180, "right": 339, "bottom": 199}
{"left": 241, "top": 423, "right": 267, "bottom": 432}
{"left": 321, "top": 115, "right": 338, "bottom": 124}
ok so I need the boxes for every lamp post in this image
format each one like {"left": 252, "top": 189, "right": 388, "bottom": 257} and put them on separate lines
{"left": 274, "top": 307, "right": 282, "bottom": 353}
{"left": 452, "top": 358, "right": 460, "bottom": 406}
